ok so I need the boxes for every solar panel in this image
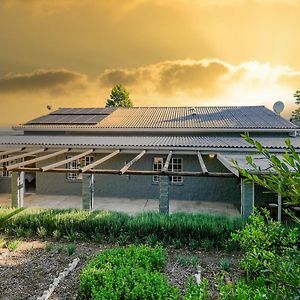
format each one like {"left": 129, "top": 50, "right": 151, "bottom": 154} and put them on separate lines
{"left": 27, "top": 114, "right": 108, "bottom": 125}
{"left": 50, "top": 108, "right": 116, "bottom": 115}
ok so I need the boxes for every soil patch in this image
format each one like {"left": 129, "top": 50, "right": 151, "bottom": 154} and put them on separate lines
{"left": 0, "top": 239, "right": 243, "bottom": 299}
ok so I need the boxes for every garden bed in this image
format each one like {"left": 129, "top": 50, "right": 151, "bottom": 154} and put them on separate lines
{"left": 0, "top": 238, "right": 242, "bottom": 299}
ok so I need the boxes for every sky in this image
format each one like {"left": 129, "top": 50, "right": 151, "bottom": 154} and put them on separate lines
{"left": 0, "top": 0, "right": 300, "bottom": 127}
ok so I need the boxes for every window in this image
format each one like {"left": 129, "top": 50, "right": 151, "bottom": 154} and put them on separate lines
{"left": 170, "top": 158, "right": 183, "bottom": 183}
{"left": 66, "top": 156, "right": 93, "bottom": 180}
{"left": 0, "top": 155, "right": 13, "bottom": 177}
{"left": 152, "top": 157, "right": 183, "bottom": 183}
{"left": 153, "top": 157, "right": 163, "bottom": 183}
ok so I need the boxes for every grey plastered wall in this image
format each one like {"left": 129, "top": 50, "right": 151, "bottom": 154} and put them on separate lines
{"left": 35, "top": 153, "right": 241, "bottom": 204}
{"left": 0, "top": 177, "right": 11, "bottom": 193}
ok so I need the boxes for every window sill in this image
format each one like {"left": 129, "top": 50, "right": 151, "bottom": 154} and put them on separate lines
{"left": 65, "top": 179, "right": 82, "bottom": 183}
{"left": 171, "top": 182, "right": 184, "bottom": 186}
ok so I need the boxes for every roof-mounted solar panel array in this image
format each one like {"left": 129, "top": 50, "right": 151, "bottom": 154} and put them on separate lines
{"left": 26, "top": 107, "right": 116, "bottom": 125}
{"left": 50, "top": 107, "right": 116, "bottom": 115}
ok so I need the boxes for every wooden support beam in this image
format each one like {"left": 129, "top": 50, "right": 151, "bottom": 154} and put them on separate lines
{"left": 0, "top": 148, "right": 25, "bottom": 156}
{"left": 162, "top": 151, "right": 172, "bottom": 173}
{"left": 80, "top": 150, "right": 120, "bottom": 173}
{"left": 0, "top": 148, "right": 47, "bottom": 164}
{"left": 5, "top": 148, "right": 70, "bottom": 171}
{"left": 217, "top": 153, "right": 239, "bottom": 177}
{"left": 41, "top": 149, "right": 94, "bottom": 172}
{"left": 119, "top": 150, "right": 146, "bottom": 174}
{"left": 1, "top": 167, "right": 236, "bottom": 177}
{"left": 197, "top": 152, "right": 208, "bottom": 174}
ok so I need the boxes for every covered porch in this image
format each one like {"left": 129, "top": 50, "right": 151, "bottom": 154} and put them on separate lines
{"left": 0, "top": 145, "right": 280, "bottom": 218}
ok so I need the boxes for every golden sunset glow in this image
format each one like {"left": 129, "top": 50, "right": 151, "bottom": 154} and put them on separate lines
{"left": 0, "top": 0, "right": 300, "bottom": 126}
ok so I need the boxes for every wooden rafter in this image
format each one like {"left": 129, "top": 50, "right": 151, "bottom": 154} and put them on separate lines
{"left": 3, "top": 166, "right": 235, "bottom": 177}
{"left": 5, "top": 148, "right": 70, "bottom": 171}
{"left": 216, "top": 153, "right": 239, "bottom": 177}
{"left": 0, "top": 148, "right": 47, "bottom": 164}
{"left": 119, "top": 150, "right": 146, "bottom": 174}
{"left": 0, "top": 148, "right": 25, "bottom": 156}
{"left": 80, "top": 149, "right": 120, "bottom": 173}
{"left": 41, "top": 149, "right": 94, "bottom": 172}
{"left": 162, "top": 151, "right": 172, "bottom": 173}
{"left": 197, "top": 152, "right": 208, "bottom": 174}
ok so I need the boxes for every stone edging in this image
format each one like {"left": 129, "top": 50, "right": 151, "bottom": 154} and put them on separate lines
{"left": 36, "top": 257, "right": 80, "bottom": 300}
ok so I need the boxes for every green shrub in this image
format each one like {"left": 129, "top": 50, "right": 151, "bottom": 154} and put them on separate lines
{"left": 45, "top": 242, "right": 53, "bottom": 252}
{"left": 56, "top": 244, "right": 64, "bottom": 253}
{"left": 202, "top": 239, "right": 214, "bottom": 251}
{"left": 67, "top": 243, "right": 76, "bottom": 255}
{"left": 79, "top": 245, "right": 179, "bottom": 300}
{"left": 0, "top": 207, "right": 24, "bottom": 225}
{"left": 231, "top": 209, "right": 300, "bottom": 299}
{"left": 6, "top": 240, "right": 20, "bottom": 252}
{"left": 220, "top": 258, "right": 230, "bottom": 272}
{"left": 183, "top": 278, "right": 209, "bottom": 300}
{"left": 1, "top": 208, "right": 243, "bottom": 249}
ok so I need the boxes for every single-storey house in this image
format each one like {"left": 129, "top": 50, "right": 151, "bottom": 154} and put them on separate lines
{"left": 0, "top": 106, "right": 299, "bottom": 217}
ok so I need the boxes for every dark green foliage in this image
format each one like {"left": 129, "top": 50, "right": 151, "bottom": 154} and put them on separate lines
{"left": 201, "top": 239, "right": 214, "bottom": 251}
{"left": 234, "top": 134, "right": 300, "bottom": 223}
{"left": 292, "top": 90, "right": 300, "bottom": 120}
{"left": 183, "top": 278, "right": 209, "bottom": 300}
{"left": 45, "top": 242, "right": 53, "bottom": 252}
{"left": 220, "top": 258, "right": 230, "bottom": 272}
{"left": 229, "top": 209, "right": 300, "bottom": 299}
{"left": 176, "top": 254, "right": 199, "bottom": 268}
{"left": 78, "top": 245, "right": 179, "bottom": 300}
{"left": 67, "top": 243, "right": 76, "bottom": 255}
{"left": 105, "top": 84, "right": 133, "bottom": 107}
{"left": 1, "top": 209, "right": 243, "bottom": 249}
{"left": 0, "top": 207, "right": 24, "bottom": 226}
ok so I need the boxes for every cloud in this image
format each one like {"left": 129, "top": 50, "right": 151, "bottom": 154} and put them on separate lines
{"left": 99, "top": 59, "right": 230, "bottom": 97}
{"left": 278, "top": 71, "right": 300, "bottom": 89}
{"left": 97, "top": 59, "right": 300, "bottom": 115}
{"left": 0, "top": 69, "right": 87, "bottom": 94}
{"left": 0, "top": 59, "right": 299, "bottom": 127}
{"left": 156, "top": 60, "right": 229, "bottom": 96}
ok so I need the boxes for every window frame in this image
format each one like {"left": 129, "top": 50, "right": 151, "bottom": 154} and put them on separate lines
{"left": 152, "top": 157, "right": 164, "bottom": 183}
{"left": 66, "top": 155, "right": 93, "bottom": 180}
{"left": 152, "top": 156, "right": 183, "bottom": 184}
{"left": 0, "top": 155, "right": 15, "bottom": 178}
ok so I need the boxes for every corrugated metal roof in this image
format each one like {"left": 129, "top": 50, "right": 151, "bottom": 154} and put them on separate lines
{"left": 97, "top": 106, "right": 296, "bottom": 129}
{"left": 18, "top": 106, "right": 296, "bottom": 131}
{"left": 0, "top": 135, "right": 299, "bottom": 150}
{"left": 223, "top": 153, "right": 290, "bottom": 172}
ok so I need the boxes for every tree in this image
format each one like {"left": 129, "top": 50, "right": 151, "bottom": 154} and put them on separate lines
{"left": 105, "top": 84, "right": 133, "bottom": 108}
{"left": 233, "top": 133, "right": 300, "bottom": 223}
{"left": 291, "top": 90, "right": 300, "bottom": 120}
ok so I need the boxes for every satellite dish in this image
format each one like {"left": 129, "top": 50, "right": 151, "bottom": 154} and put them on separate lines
{"left": 273, "top": 101, "right": 284, "bottom": 115}
{"left": 46, "top": 104, "right": 53, "bottom": 111}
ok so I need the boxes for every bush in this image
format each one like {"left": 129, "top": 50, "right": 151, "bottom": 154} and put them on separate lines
{"left": 230, "top": 209, "right": 300, "bottom": 299}
{"left": 1, "top": 208, "right": 243, "bottom": 249}
{"left": 78, "top": 245, "right": 179, "bottom": 300}
{"left": 183, "top": 278, "right": 209, "bottom": 300}
{"left": 0, "top": 207, "right": 24, "bottom": 225}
